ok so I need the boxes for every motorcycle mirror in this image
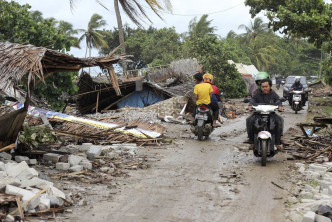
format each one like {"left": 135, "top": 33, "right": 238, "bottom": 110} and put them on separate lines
{"left": 243, "top": 98, "right": 250, "bottom": 103}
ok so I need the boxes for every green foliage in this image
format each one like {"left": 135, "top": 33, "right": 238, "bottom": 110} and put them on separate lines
{"left": 187, "top": 14, "right": 217, "bottom": 39}
{"left": 245, "top": 0, "right": 332, "bottom": 50}
{"left": 0, "top": 0, "right": 77, "bottom": 51}
{"left": 100, "top": 26, "right": 182, "bottom": 69}
{"left": 0, "top": 1, "right": 80, "bottom": 109}
{"left": 78, "top": 13, "right": 109, "bottom": 57}
{"left": 34, "top": 72, "right": 78, "bottom": 111}
{"left": 183, "top": 35, "right": 247, "bottom": 98}
{"left": 19, "top": 125, "right": 58, "bottom": 149}
{"left": 321, "top": 57, "right": 332, "bottom": 85}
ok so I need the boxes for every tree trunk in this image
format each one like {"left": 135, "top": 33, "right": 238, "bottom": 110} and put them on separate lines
{"left": 114, "top": 0, "right": 127, "bottom": 76}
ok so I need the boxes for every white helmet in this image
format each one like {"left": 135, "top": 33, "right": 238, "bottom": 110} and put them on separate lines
{"left": 295, "top": 76, "right": 301, "bottom": 83}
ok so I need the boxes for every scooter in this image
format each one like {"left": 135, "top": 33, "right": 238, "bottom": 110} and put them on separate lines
{"left": 191, "top": 104, "right": 214, "bottom": 141}
{"left": 290, "top": 90, "right": 303, "bottom": 114}
{"left": 251, "top": 105, "right": 281, "bottom": 166}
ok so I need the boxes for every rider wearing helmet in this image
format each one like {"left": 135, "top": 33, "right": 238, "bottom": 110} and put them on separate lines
{"left": 249, "top": 72, "right": 270, "bottom": 97}
{"left": 202, "top": 73, "right": 220, "bottom": 127}
{"left": 290, "top": 76, "right": 306, "bottom": 106}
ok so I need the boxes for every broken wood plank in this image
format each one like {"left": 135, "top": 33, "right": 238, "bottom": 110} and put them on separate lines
{"left": 0, "top": 143, "right": 15, "bottom": 153}
{"left": 101, "top": 92, "right": 133, "bottom": 112}
{"left": 9, "top": 188, "right": 49, "bottom": 216}
{"left": 15, "top": 196, "right": 24, "bottom": 219}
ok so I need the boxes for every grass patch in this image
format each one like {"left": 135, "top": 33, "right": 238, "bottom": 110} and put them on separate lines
{"left": 306, "top": 179, "right": 320, "bottom": 187}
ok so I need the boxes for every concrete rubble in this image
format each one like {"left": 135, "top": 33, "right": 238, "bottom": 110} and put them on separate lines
{"left": 286, "top": 162, "right": 332, "bottom": 222}
{"left": 0, "top": 160, "right": 67, "bottom": 215}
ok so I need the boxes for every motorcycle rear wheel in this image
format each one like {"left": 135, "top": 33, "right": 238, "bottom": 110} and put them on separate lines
{"left": 260, "top": 140, "right": 268, "bottom": 166}
{"left": 197, "top": 127, "right": 204, "bottom": 141}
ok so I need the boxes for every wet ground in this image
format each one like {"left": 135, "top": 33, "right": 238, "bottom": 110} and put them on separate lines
{"left": 61, "top": 94, "right": 308, "bottom": 222}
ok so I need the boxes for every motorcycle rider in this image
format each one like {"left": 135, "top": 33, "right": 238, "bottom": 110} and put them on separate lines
{"left": 289, "top": 76, "right": 306, "bottom": 106}
{"left": 246, "top": 79, "right": 284, "bottom": 150}
{"left": 203, "top": 73, "right": 221, "bottom": 127}
{"left": 248, "top": 72, "right": 270, "bottom": 97}
{"left": 193, "top": 73, "right": 219, "bottom": 127}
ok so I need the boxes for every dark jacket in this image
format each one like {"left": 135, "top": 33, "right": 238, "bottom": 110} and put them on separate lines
{"left": 249, "top": 89, "right": 282, "bottom": 106}
{"left": 291, "top": 82, "right": 303, "bottom": 91}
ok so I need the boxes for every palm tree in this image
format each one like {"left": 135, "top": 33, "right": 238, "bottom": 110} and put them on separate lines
{"left": 78, "top": 13, "right": 109, "bottom": 58}
{"left": 58, "top": 21, "right": 81, "bottom": 49}
{"left": 249, "top": 37, "right": 277, "bottom": 71}
{"left": 70, "top": 0, "right": 172, "bottom": 75}
{"left": 188, "top": 14, "right": 217, "bottom": 38}
{"left": 238, "top": 17, "right": 268, "bottom": 40}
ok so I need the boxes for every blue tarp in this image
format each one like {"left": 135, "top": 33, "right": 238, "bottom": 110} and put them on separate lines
{"left": 117, "top": 89, "right": 165, "bottom": 108}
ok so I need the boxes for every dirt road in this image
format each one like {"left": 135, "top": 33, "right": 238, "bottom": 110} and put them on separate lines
{"left": 66, "top": 102, "right": 308, "bottom": 222}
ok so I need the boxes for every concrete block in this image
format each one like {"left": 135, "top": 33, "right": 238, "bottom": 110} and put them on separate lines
{"left": 322, "top": 188, "right": 329, "bottom": 195}
{"left": 106, "top": 152, "right": 119, "bottom": 159}
{"left": 39, "top": 197, "right": 51, "bottom": 210}
{"left": 49, "top": 196, "right": 64, "bottom": 207}
{"left": 319, "top": 180, "right": 332, "bottom": 189}
{"left": 79, "top": 143, "right": 92, "bottom": 151}
{"left": 5, "top": 161, "right": 30, "bottom": 178}
{"left": 68, "top": 155, "right": 83, "bottom": 166}
{"left": 15, "top": 156, "right": 29, "bottom": 163}
{"left": 295, "top": 162, "right": 305, "bottom": 168}
{"left": 0, "top": 170, "right": 6, "bottom": 177}
{"left": 302, "top": 211, "right": 316, "bottom": 222}
{"left": 0, "top": 177, "right": 21, "bottom": 190}
{"left": 6, "top": 185, "right": 40, "bottom": 210}
{"left": 20, "top": 177, "right": 53, "bottom": 189}
{"left": 86, "top": 145, "right": 102, "bottom": 159}
{"left": 49, "top": 186, "right": 66, "bottom": 199}
{"left": 298, "top": 166, "right": 306, "bottom": 173}
{"left": 309, "top": 164, "right": 328, "bottom": 172}
{"left": 0, "top": 161, "right": 5, "bottom": 171}
{"left": 315, "top": 214, "right": 331, "bottom": 222}
{"left": 80, "top": 161, "right": 92, "bottom": 170}
{"left": 15, "top": 167, "right": 38, "bottom": 181}
{"left": 328, "top": 186, "right": 332, "bottom": 196}
{"left": 28, "top": 159, "right": 37, "bottom": 165}
{"left": 56, "top": 162, "right": 70, "bottom": 171}
{"left": 0, "top": 152, "right": 12, "bottom": 160}
{"left": 43, "top": 153, "right": 62, "bottom": 163}
{"left": 69, "top": 165, "right": 83, "bottom": 172}
{"left": 304, "top": 171, "right": 321, "bottom": 180}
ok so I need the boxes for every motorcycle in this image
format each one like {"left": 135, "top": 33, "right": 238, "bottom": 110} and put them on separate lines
{"left": 251, "top": 104, "right": 283, "bottom": 166}
{"left": 290, "top": 90, "right": 303, "bottom": 114}
{"left": 191, "top": 104, "right": 214, "bottom": 141}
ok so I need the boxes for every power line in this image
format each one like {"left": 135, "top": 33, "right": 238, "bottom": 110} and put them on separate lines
{"left": 150, "top": 2, "right": 244, "bottom": 17}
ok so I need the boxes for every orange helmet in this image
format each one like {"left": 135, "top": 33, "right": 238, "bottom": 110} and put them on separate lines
{"left": 203, "top": 73, "right": 213, "bottom": 83}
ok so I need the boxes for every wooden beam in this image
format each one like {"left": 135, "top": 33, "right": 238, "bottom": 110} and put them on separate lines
{"left": 44, "top": 65, "right": 81, "bottom": 69}
{"left": 0, "top": 143, "right": 15, "bottom": 152}
{"left": 96, "top": 92, "right": 100, "bottom": 114}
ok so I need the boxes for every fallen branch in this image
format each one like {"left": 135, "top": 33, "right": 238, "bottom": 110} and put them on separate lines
{"left": 0, "top": 143, "right": 15, "bottom": 153}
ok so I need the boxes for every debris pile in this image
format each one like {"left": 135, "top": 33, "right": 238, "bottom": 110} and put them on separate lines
{"left": 0, "top": 160, "right": 68, "bottom": 221}
{"left": 311, "top": 85, "right": 332, "bottom": 97}
{"left": 285, "top": 162, "right": 332, "bottom": 222}
{"left": 284, "top": 136, "right": 332, "bottom": 162}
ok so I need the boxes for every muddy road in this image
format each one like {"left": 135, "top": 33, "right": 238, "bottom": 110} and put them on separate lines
{"left": 67, "top": 101, "right": 308, "bottom": 222}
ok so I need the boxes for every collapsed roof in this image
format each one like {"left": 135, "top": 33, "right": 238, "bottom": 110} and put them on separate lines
{"left": 0, "top": 42, "right": 128, "bottom": 101}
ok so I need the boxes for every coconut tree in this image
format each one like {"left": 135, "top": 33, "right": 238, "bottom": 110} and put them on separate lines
{"left": 238, "top": 17, "right": 268, "bottom": 40}
{"left": 78, "top": 13, "right": 109, "bottom": 58}
{"left": 70, "top": 0, "right": 172, "bottom": 75}
{"left": 187, "top": 14, "right": 217, "bottom": 39}
{"left": 249, "top": 36, "right": 278, "bottom": 71}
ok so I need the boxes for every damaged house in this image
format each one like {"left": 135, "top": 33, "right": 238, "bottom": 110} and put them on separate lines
{"left": 0, "top": 42, "right": 127, "bottom": 148}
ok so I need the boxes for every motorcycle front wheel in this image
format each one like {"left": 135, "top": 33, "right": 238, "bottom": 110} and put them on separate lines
{"left": 260, "top": 140, "right": 268, "bottom": 166}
